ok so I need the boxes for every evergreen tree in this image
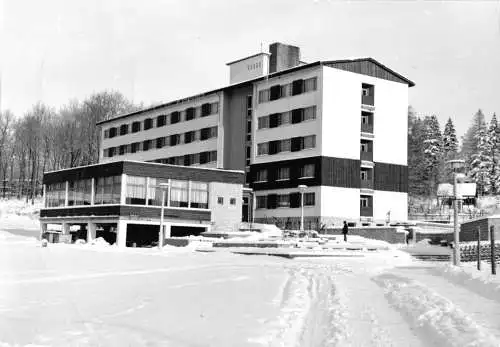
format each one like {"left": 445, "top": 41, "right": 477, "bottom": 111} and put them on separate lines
{"left": 488, "top": 113, "right": 500, "bottom": 193}
{"left": 423, "top": 115, "right": 442, "bottom": 196}
{"left": 461, "top": 109, "right": 486, "bottom": 169}
{"left": 469, "top": 126, "right": 492, "bottom": 195}
{"left": 442, "top": 117, "right": 458, "bottom": 159}
{"left": 442, "top": 117, "right": 459, "bottom": 183}
{"left": 408, "top": 113, "right": 427, "bottom": 196}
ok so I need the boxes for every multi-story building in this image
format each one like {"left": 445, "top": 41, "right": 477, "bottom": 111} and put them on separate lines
{"left": 97, "top": 42, "right": 414, "bottom": 229}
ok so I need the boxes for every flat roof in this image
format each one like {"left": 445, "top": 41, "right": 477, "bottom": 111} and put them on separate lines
{"left": 226, "top": 52, "right": 270, "bottom": 66}
{"left": 97, "top": 57, "right": 415, "bottom": 126}
{"left": 43, "top": 160, "right": 245, "bottom": 185}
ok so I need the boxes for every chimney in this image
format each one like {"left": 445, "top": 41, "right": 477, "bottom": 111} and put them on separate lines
{"left": 269, "top": 42, "right": 301, "bottom": 73}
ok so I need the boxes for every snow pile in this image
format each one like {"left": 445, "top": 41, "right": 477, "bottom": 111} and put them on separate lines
{"left": 0, "top": 198, "right": 42, "bottom": 218}
{"left": 374, "top": 273, "right": 500, "bottom": 346}
{"left": 431, "top": 263, "right": 500, "bottom": 302}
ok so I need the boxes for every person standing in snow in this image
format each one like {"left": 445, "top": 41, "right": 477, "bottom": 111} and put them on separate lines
{"left": 342, "top": 221, "right": 348, "bottom": 242}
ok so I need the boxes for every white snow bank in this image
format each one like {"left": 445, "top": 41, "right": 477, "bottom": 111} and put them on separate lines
{"left": 0, "top": 198, "right": 42, "bottom": 219}
{"left": 374, "top": 272, "right": 500, "bottom": 346}
{"left": 430, "top": 263, "right": 500, "bottom": 303}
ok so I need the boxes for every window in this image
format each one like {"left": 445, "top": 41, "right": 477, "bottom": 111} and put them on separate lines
{"left": 255, "top": 169, "right": 267, "bottom": 182}
{"left": 200, "top": 127, "right": 217, "bottom": 141}
{"left": 230, "top": 198, "right": 236, "bottom": 205}
{"left": 185, "top": 108, "right": 195, "bottom": 121}
{"left": 217, "top": 196, "right": 224, "bottom": 205}
{"left": 208, "top": 151, "right": 217, "bottom": 163}
{"left": 360, "top": 196, "right": 370, "bottom": 208}
{"left": 256, "top": 195, "right": 267, "bottom": 209}
{"left": 303, "top": 106, "right": 316, "bottom": 121}
{"left": 361, "top": 169, "right": 368, "bottom": 180}
{"left": 94, "top": 176, "right": 121, "bottom": 205}
{"left": 269, "top": 85, "right": 281, "bottom": 100}
{"left": 170, "top": 111, "right": 181, "bottom": 124}
{"left": 125, "top": 176, "right": 146, "bottom": 205}
{"left": 291, "top": 79, "right": 304, "bottom": 96}
{"left": 280, "top": 139, "right": 291, "bottom": 152}
{"left": 258, "top": 89, "right": 270, "bottom": 103}
{"left": 304, "top": 135, "right": 316, "bottom": 149}
{"left": 147, "top": 178, "right": 169, "bottom": 206}
{"left": 258, "top": 116, "right": 270, "bottom": 129}
{"left": 107, "top": 147, "right": 115, "bottom": 158}
{"left": 190, "top": 182, "right": 208, "bottom": 209}
{"left": 300, "top": 164, "right": 315, "bottom": 178}
{"left": 277, "top": 194, "right": 290, "bottom": 208}
{"left": 170, "top": 134, "right": 181, "bottom": 146}
{"left": 246, "top": 120, "right": 251, "bottom": 134}
{"left": 120, "top": 124, "right": 129, "bottom": 136}
{"left": 304, "top": 77, "right": 317, "bottom": 92}
{"left": 104, "top": 129, "right": 110, "bottom": 139}
{"left": 277, "top": 167, "right": 290, "bottom": 181}
{"left": 131, "top": 142, "right": 140, "bottom": 153}
{"left": 304, "top": 192, "right": 315, "bottom": 206}
{"left": 246, "top": 95, "right": 253, "bottom": 109}
{"left": 68, "top": 179, "right": 91, "bottom": 206}
{"left": 109, "top": 127, "right": 117, "bottom": 138}
{"left": 143, "top": 140, "right": 152, "bottom": 151}
{"left": 201, "top": 103, "right": 211, "bottom": 117}
{"left": 144, "top": 118, "right": 153, "bottom": 130}
{"left": 211, "top": 102, "right": 219, "bottom": 114}
{"left": 170, "top": 180, "right": 189, "bottom": 207}
{"left": 132, "top": 121, "right": 141, "bottom": 133}
{"left": 184, "top": 131, "right": 195, "bottom": 144}
{"left": 157, "top": 115, "right": 166, "bottom": 127}
{"left": 119, "top": 145, "right": 127, "bottom": 155}
{"left": 257, "top": 143, "right": 269, "bottom": 156}
{"left": 45, "top": 182, "right": 66, "bottom": 207}
{"left": 156, "top": 137, "right": 165, "bottom": 149}
{"left": 362, "top": 87, "right": 370, "bottom": 96}
{"left": 280, "top": 111, "right": 291, "bottom": 125}
{"left": 280, "top": 84, "right": 290, "bottom": 98}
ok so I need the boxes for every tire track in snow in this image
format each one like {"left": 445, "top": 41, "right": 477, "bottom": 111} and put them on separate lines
{"left": 373, "top": 273, "right": 500, "bottom": 347}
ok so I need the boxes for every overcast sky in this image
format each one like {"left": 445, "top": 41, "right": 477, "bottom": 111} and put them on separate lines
{"left": 2, "top": 0, "right": 500, "bottom": 137}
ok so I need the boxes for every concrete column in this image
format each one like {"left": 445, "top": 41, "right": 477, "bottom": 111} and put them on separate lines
{"left": 90, "top": 178, "right": 95, "bottom": 205}
{"left": 64, "top": 181, "right": 69, "bottom": 206}
{"left": 163, "top": 222, "right": 171, "bottom": 239}
{"left": 39, "top": 222, "right": 47, "bottom": 241}
{"left": 42, "top": 184, "right": 46, "bottom": 208}
{"left": 116, "top": 220, "right": 128, "bottom": 248}
{"left": 87, "top": 222, "right": 97, "bottom": 242}
{"left": 62, "top": 222, "right": 70, "bottom": 235}
{"left": 120, "top": 174, "right": 127, "bottom": 205}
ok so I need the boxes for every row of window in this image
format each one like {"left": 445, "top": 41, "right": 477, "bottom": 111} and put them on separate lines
{"left": 152, "top": 150, "right": 218, "bottom": 166}
{"left": 103, "top": 102, "right": 219, "bottom": 139}
{"left": 103, "top": 126, "right": 218, "bottom": 158}
{"left": 258, "top": 77, "right": 317, "bottom": 103}
{"left": 45, "top": 176, "right": 211, "bottom": 210}
{"left": 256, "top": 192, "right": 316, "bottom": 209}
{"left": 258, "top": 106, "right": 316, "bottom": 130}
{"left": 255, "top": 164, "right": 315, "bottom": 182}
{"left": 257, "top": 135, "right": 316, "bottom": 156}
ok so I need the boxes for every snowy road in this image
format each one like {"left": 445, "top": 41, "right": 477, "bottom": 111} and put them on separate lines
{"left": 2, "top": 228, "right": 500, "bottom": 346}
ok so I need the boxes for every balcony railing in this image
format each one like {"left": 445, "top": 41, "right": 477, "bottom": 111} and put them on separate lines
{"left": 362, "top": 95, "right": 374, "bottom": 106}
{"left": 360, "top": 151, "right": 373, "bottom": 162}
{"left": 361, "top": 123, "right": 374, "bottom": 133}
{"left": 360, "top": 206, "right": 373, "bottom": 217}
{"left": 360, "top": 179, "right": 374, "bottom": 190}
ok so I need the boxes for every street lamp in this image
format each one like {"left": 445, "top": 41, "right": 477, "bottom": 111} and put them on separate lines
{"left": 158, "top": 182, "right": 170, "bottom": 249}
{"left": 298, "top": 185, "right": 308, "bottom": 232}
{"left": 447, "top": 159, "right": 465, "bottom": 266}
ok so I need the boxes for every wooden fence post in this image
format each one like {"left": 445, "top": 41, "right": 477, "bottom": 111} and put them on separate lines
{"left": 490, "top": 225, "right": 496, "bottom": 275}
{"left": 477, "top": 226, "right": 481, "bottom": 271}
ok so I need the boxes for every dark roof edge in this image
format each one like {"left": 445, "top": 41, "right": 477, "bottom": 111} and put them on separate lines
{"left": 97, "top": 61, "right": 322, "bottom": 126}
{"left": 323, "top": 57, "right": 415, "bottom": 87}
{"left": 226, "top": 52, "right": 271, "bottom": 66}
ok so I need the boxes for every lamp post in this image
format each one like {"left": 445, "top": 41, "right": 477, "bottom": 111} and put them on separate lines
{"left": 158, "top": 182, "right": 170, "bottom": 249}
{"left": 447, "top": 159, "right": 465, "bottom": 266}
{"left": 298, "top": 185, "right": 308, "bottom": 232}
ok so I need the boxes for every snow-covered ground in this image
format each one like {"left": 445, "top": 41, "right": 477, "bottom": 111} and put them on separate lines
{"left": 1, "top": 201, "right": 500, "bottom": 346}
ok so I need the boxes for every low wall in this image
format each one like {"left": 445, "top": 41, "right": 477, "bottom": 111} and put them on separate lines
{"left": 460, "top": 242, "right": 500, "bottom": 263}
{"left": 323, "top": 227, "right": 406, "bottom": 244}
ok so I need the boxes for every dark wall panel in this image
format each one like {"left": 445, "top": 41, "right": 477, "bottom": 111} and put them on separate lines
{"left": 43, "top": 162, "right": 124, "bottom": 184}
{"left": 321, "top": 157, "right": 360, "bottom": 189}
{"left": 374, "top": 163, "right": 408, "bottom": 192}
{"left": 41, "top": 205, "right": 211, "bottom": 221}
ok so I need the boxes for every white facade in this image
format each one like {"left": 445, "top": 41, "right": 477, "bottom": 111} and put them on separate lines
{"left": 227, "top": 53, "right": 270, "bottom": 85}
